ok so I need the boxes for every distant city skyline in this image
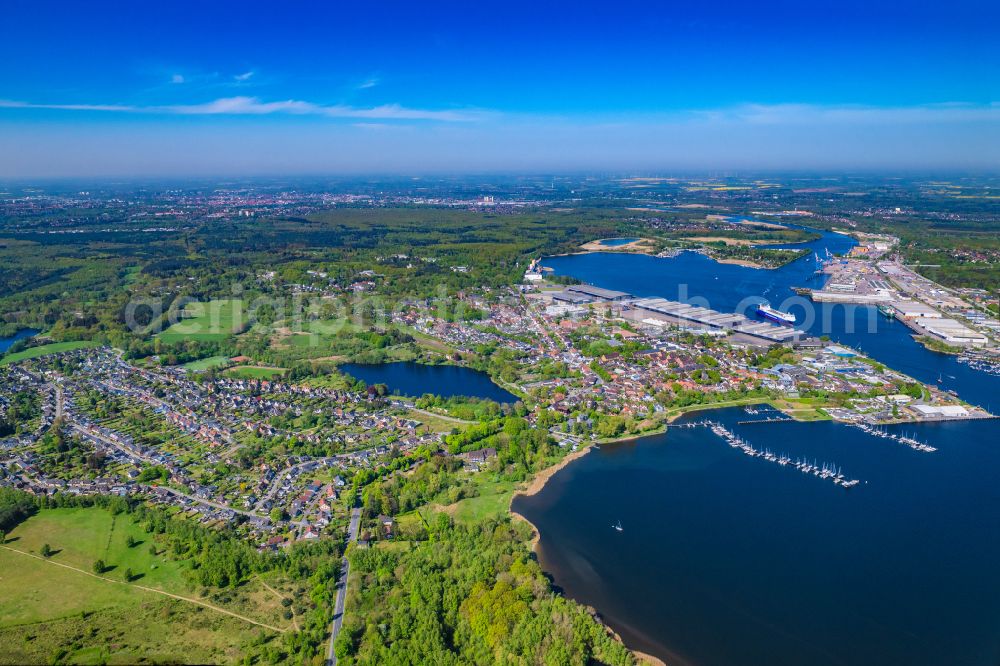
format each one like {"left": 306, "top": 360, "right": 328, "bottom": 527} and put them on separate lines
{"left": 1, "top": 0, "right": 997, "bottom": 176}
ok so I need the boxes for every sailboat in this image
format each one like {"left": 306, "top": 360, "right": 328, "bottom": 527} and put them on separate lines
{"left": 612, "top": 520, "right": 623, "bottom": 532}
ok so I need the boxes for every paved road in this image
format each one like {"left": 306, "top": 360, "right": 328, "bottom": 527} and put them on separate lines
{"left": 67, "top": 416, "right": 318, "bottom": 525}
{"left": 255, "top": 457, "right": 337, "bottom": 511}
{"left": 53, "top": 383, "right": 64, "bottom": 421}
{"left": 327, "top": 507, "right": 362, "bottom": 666}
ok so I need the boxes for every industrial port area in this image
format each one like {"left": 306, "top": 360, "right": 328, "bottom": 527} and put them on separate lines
{"left": 549, "top": 283, "right": 807, "bottom": 345}
{"left": 806, "top": 233, "right": 998, "bottom": 352}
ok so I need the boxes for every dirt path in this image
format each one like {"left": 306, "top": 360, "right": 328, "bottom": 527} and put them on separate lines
{"left": 256, "top": 574, "right": 298, "bottom": 630}
{"left": 1, "top": 544, "right": 288, "bottom": 633}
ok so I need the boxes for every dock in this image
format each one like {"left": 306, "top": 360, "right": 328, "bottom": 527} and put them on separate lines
{"left": 626, "top": 297, "right": 807, "bottom": 343}
{"left": 706, "top": 421, "right": 861, "bottom": 489}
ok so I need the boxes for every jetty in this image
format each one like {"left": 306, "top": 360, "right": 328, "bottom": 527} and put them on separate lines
{"left": 707, "top": 421, "right": 861, "bottom": 489}
{"left": 849, "top": 422, "right": 937, "bottom": 453}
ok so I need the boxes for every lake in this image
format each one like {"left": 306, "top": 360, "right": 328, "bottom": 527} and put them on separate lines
{"left": 338, "top": 361, "right": 518, "bottom": 403}
{"left": 518, "top": 224, "right": 1000, "bottom": 664}
{"left": 0, "top": 328, "right": 40, "bottom": 353}
{"left": 597, "top": 237, "right": 640, "bottom": 247}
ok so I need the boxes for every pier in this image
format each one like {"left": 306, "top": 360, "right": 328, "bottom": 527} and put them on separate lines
{"left": 849, "top": 422, "right": 937, "bottom": 452}
{"left": 706, "top": 421, "right": 861, "bottom": 489}
{"left": 737, "top": 416, "right": 794, "bottom": 425}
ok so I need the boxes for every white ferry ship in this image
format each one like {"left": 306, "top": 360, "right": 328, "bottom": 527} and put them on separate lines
{"left": 756, "top": 303, "right": 796, "bottom": 325}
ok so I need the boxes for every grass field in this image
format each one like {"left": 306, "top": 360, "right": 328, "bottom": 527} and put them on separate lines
{"left": 224, "top": 365, "right": 286, "bottom": 379}
{"left": 0, "top": 595, "right": 267, "bottom": 665}
{"left": 307, "top": 318, "right": 363, "bottom": 335}
{"left": 438, "top": 476, "right": 516, "bottom": 525}
{"left": 0, "top": 340, "right": 98, "bottom": 365}
{"left": 182, "top": 355, "right": 231, "bottom": 372}
{"left": 0, "top": 508, "right": 291, "bottom": 663}
{"left": 158, "top": 299, "right": 244, "bottom": 342}
{"left": 4, "top": 508, "right": 190, "bottom": 602}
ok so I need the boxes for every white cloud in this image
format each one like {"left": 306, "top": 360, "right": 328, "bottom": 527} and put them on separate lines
{"left": 358, "top": 78, "right": 379, "bottom": 89}
{"left": 234, "top": 71, "right": 255, "bottom": 82}
{"left": 171, "top": 74, "right": 185, "bottom": 84}
{"left": 0, "top": 96, "right": 484, "bottom": 122}
{"left": 0, "top": 99, "right": 137, "bottom": 112}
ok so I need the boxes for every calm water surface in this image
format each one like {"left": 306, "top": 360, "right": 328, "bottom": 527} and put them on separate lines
{"left": 514, "top": 409, "right": 1000, "bottom": 666}
{"left": 598, "top": 237, "right": 640, "bottom": 247}
{"left": 0, "top": 328, "right": 40, "bottom": 353}
{"left": 518, "top": 224, "right": 1000, "bottom": 665}
{"left": 339, "top": 361, "right": 517, "bottom": 403}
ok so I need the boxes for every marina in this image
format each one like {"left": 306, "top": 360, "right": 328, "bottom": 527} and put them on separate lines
{"left": 706, "top": 420, "right": 861, "bottom": 489}
{"left": 849, "top": 422, "right": 937, "bottom": 453}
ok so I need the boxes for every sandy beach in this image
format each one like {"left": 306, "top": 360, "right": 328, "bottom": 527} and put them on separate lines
{"left": 578, "top": 238, "right": 658, "bottom": 253}
{"left": 518, "top": 445, "right": 593, "bottom": 497}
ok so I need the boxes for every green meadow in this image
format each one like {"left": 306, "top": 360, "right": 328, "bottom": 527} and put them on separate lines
{"left": 182, "top": 355, "right": 232, "bottom": 371}
{"left": 158, "top": 299, "right": 245, "bottom": 342}
{"left": 0, "top": 507, "right": 290, "bottom": 664}
{"left": 224, "top": 365, "right": 287, "bottom": 379}
{"left": 1, "top": 340, "right": 99, "bottom": 365}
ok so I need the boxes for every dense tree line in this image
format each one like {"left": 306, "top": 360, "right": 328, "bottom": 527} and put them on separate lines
{"left": 0, "top": 487, "right": 38, "bottom": 532}
{"left": 338, "top": 515, "right": 634, "bottom": 665}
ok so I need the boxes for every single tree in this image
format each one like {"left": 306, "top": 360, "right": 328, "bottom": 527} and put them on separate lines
{"left": 125, "top": 535, "right": 137, "bottom": 548}
{"left": 92, "top": 559, "right": 105, "bottom": 574}
{"left": 148, "top": 543, "right": 158, "bottom": 556}
{"left": 124, "top": 567, "right": 134, "bottom": 582}
{"left": 40, "top": 543, "right": 53, "bottom": 558}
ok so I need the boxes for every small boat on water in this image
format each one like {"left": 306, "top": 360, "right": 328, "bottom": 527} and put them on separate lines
{"left": 612, "top": 520, "right": 623, "bottom": 532}
{"left": 756, "top": 303, "right": 796, "bottom": 325}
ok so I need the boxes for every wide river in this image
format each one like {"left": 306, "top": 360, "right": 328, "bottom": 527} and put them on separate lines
{"left": 513, "top": 225, "right": 1000, "bottom": 665}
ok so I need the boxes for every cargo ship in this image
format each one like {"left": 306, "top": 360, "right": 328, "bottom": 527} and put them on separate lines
{"left": 756, "top": 303, "right": 797, "bottom": 325}
{"left": 877, "top": 304, "right": 896, "bottom": 319}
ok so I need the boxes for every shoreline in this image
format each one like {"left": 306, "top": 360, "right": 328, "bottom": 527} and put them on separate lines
{"left": 517, "top": 445, "right": 594, "bottom": 498}
{"left": 509, "top": 444, "right": 671, "bottom": 666}
{"left": 578, "top": 238, "right": 658, "bottom": 253}
{"left": 509, "top": 445, "right": 594, "bottom": 553}
{"left": 705, "top": 254, "right": 768, "bottom": 269}
{"left": 543, "top": 241, "right": 803, "bottom": 272}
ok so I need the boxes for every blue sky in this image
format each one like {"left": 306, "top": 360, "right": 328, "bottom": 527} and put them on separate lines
{"left": 0, "top": 0, "right": 997, "bottom": 176}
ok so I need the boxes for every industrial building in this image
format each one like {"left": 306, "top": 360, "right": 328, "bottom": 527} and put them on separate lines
{"left": 625, "top": 297, "right": 807, "bottom": 344}
{"left": 562, "top": 284, "right": 633, "bottom": 302}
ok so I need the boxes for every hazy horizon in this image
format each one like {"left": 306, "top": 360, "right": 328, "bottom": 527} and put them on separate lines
{"left": 2, "top": 0, "right": 997, "bottom": 177}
